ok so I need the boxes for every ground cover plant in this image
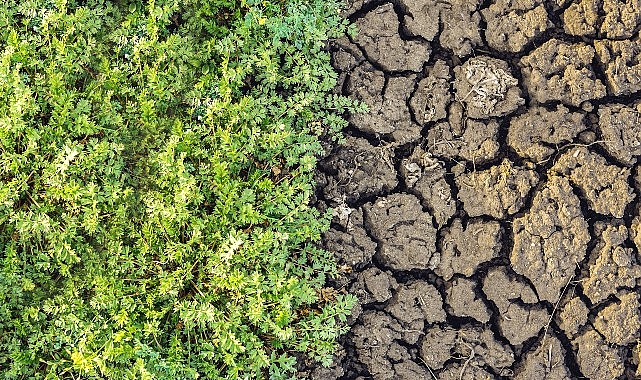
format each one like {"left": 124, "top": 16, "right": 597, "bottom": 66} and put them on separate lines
{"left": 0, "top": 0, "right": 362, "bottom": 378}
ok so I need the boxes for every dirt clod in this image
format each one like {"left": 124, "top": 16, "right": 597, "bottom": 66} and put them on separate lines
{"left": 483, "top": 267, "right": 549, "bottom": 345}
{"left": 427, "top": 119, "right": 500, "bottom": 164}
{"left": 353, "top": 4, "right": 430, "bottom": 72}
{"left": 557, "top": 297, "right": 589, "bottom": 338}
{"left": 409, "top": 60, "right": 451, "bottom": 125}
{"left": 323, "top": 208, "right": 376, "bottom": 268}
{"left": 321, "top": 136, "right": 398, "bottom": 204}
{"left": 481, "top": 0, "right": 551, "bottom": 53}
{"left": 507, "top": 105, "right": 586, "bottom": 163}
{"left": 594, "top": 292, "right": 641, "bottom": 345}
{"left": 520, "top": 39, "right": 607, "bottom": 106}
{"left": 551, "top": 147, "right": 635, "bottom": 218}
{"left": 363, "top": 193, "right": 438, "bottom": 271}
{"left": 446, "top": 277, "right": 491, "bottom": 323}
{"left": 387, "top": 281, "right": 446, "bottom": 344}
{"left": 595, "top": 38, "right": 641, "bottom": 96}
{"left": 563, "top": 0, "right": 599, "bottom": 36}
{"left": 347, "top": 64, "right": 421, "bottom": 143}
{"left": 514, "top": 334, "right": 572, "bottom": 380}
{"left": 351, "top": 267, "right": 398, "bottom": 304}
{"left": 511, "top": 176, "right": 590, "bottom": 303}
{"left": 574, "top": 328, "right": 625, "bottom": 379}
{"left": 437, "top": 218, "right": 502, "bottom": 280}
{"left": 598, "top": 102, "right": 641, "bottom": 165}
{"left": 455, "top": 159, "right": 539, "bottom": 219}
{"left": 582, "top": 222, "right": 641, "bottom": 304}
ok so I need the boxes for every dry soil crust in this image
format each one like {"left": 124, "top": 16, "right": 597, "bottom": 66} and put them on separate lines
{"left": 304, "top": 1, "right": 641, "bottom": 379}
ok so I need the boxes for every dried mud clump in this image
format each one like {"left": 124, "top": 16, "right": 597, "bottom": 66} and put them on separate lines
{"left": 598, "top": 103, "right": 641, "bottom": 165}
{"left": 507, "top": 105, "right": 586, "bottom": 163}
{"left": 403, "top": 0, "right": 483, "bottom": 57}
{"left": 346, "top": 64, "right": 420, "bottom": 142}
{"left": 351, "top": 267, "right": 398, "bottom": 305}
{"left": 574, "top": 328, "right": 625, "bottom": 379}
{"left": 514, "top": 334, "right": 572, "bottom": 380}
{"left": 401, "top": 147, "right": 456, "bottom": 228}
{"left": 582, "top": 222, "right": 641, "bottom": 304}
{"left": 352, "top": 311, "right": 427, "bottom": 380}
{"left": 353, "top": 4, "right": 430, "bottom": 72}
{"left": 426, "top": 118, "right": 500, "bottom": 164}
{"left": 409, "top": 60, "right": 451, "bottom": 125}
{"left": 446, "top": 277, "right": 491, "bottom": 323}
{"left": 511, "top": 176, "right": 590, "bottom": 303}
{"left": 557, "top": 297, "right": 589, "bottom": 338}
{"left": 323, "top": 208, "right": 376, "bottom": 268}
{"left": 481, "top": 0, "right": 551, "bottom": 53}
{"left": 602, "top": 0, "right": 641, "bottom": 39}
{"left": 551, "top": 147, "right": 635, "bottom": 218}
{"left": 363, "top": 193, "right": 438, "bottom": 271}
{"left": 454, "top": 57, "right": 524, "bottom": 119}
{"left": 520, "top": 39, "right": 607, "bottom": 106}
{"left": 437, "top": 218, "right": 502, "bottom": 280}
{"left": 420, "top": 326, "right": 514, "bottom": 374}
{"left": 321, "top": 136, "right": 397, "bottom": 203}
{"left": 387, "top": 281, "right": 446, "bottom": 344}
{"left": 483, "top": 267, "right": 549, "bottom": 345}
{"left": 594, "top": 292, "right": 641, "bottom": 345}
{"left": 595, "top": 38, "right": 641, "bottom": 96}
{"left": 563, "top": 0, "right": 599, "bottom": 36}
{"left": 455, "top": 159, "right": 539, "bottom": 219}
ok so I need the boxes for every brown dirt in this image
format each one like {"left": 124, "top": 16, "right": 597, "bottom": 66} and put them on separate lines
{"left": 300, "top": 1, "right": 641, "bottom": 379}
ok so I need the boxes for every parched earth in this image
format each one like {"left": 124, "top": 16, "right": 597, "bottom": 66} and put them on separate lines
{"left": 300, "top": 0, "right": 641, "bottom": 379}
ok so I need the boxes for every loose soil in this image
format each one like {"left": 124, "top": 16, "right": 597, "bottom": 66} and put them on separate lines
{"left": 303, "top": 1, "right": 641, "bottom": 378}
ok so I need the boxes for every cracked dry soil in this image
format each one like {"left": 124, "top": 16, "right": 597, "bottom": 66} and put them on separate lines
{"left": 302, "top": 1, "right": 641, "bottom": 379}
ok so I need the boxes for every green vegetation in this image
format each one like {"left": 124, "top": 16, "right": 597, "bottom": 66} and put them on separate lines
{"left": 0, "top": 0, "right": 362, "bottom": 378}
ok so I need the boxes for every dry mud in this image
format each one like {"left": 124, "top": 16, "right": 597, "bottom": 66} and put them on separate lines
{"left": 304, "top": 1, "right": 641, "bottom": 379}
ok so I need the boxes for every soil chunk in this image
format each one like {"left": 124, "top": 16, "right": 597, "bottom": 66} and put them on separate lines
{"left": 363, "top": 193, "right": 438, "bottom": 271}
{"left": 595, "top": 38, "right": 641, "bottom": 96}
{"left": 514, "top": 334, "right": 572, "bottom": 380}
{"left": 409, "top": 60, "right": 451, "bottom": 125}
{"left": 507, "top": 105, "right": 586, "bottom": 163}
{"left": 455, "top": 159, "right": 539, "bottom": 219}
{"left": 483, "top": 267, "right": 549, "bottom": 345}
{"left": 426, "top": 119, "right": 500, "bottom": 164}
{"left": 446, "top": 277, "right": 491, "bottom": 323}
{"left": 601, "top": 0, "right": 641, "bottom": 39}
{"left": 438, "top": 0, "right": 484, "bottom": 57}
{"left": 520, "top": 39, "right": 607, "bottom": 106}
{"left": 403, "top": 0, "right": 483, "bottom": 57}
{"left": 437, "top": 218, "right": 502, "bottom": 280}
{"left": 551, "top": 147, "right": 635, "bottom": 218}
{"left": 401, "top": 147, "right": 456, "bottom": 228}
{"left": 353, "top": 4, "right": 430, "bottom": 72}
{"left": 511, "top": 176, "right": 590, "bottom": 303}
{"left": 594, "top": 292, "right": 641, "bottom": 345}
{"left": 582, "top": 222, "right": 641, "bottom": 304}
{"left": 420, "top": 325, "right": 514, "bottom": 373}
{"left": 321, "top": 136, "right": 398, "bottom": 204}
{"left": 557, "top": 297, "right": 589, "bottom": 338}
{"left": 352, "top": 311, "right": 413, "bottom": 380}
{"left": 598, "top": 102, "right": 641, "bottom": 165}
{"left": 574, "top": 328, "right": 625, "bottom": 379}
{"left": 562, "top": 0, "right": 599, "bottom": 36}
{"left": 351, "top": 267, "right": 398, "bottom": 304}
{"left": 323, "top": 208, "right": 377, "bottom": 269}
{"left": 387, "top": 281, "right": 446, "bottom": 344}
{"left": 454, "top": 57, "right": 524, "bottom": 119}
{"left": 481, "top": 0, "right": 551, "bottom": 53}
{"left": 346, "top": 64, "right": 421, "bottom": 142}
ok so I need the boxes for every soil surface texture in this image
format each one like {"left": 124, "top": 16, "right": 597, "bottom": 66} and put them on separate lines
{"left": 304, "top": 1, "right": 641, "bottom": 379}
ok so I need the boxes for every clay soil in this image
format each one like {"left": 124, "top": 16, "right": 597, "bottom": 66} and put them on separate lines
{"left": 299, "top": 0, "right": 641, "bottom": 379}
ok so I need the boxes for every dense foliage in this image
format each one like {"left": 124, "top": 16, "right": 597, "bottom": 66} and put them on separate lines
{"left": 0, "top": 0, "right": 361, "bottom": 378}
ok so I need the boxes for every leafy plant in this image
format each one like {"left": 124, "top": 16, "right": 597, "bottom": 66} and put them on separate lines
{"left": 0, "top": 0, "right": 362, "bottom": 378}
